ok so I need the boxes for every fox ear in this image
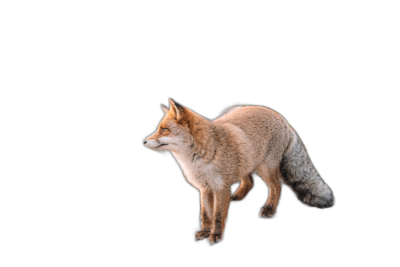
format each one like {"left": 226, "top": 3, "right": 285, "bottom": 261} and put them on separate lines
{"left": 169, "top": 98, "right": 186, "bottom": 121}
{"left": 161, "top": 104, "right": 169, "bottom": 114}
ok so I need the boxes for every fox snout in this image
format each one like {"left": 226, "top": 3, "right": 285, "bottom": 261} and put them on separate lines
{"left": 143, "top": 138, "right": 153, "bottom": 148}
{"left": 144, "top": 138, "right": 160, "bottom": 148}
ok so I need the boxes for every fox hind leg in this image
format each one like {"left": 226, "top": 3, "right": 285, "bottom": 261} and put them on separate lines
{"left": 230, "top": 174, "right": 254, "bottom": 201}
{"left": 256, "top": 163, "right": 282, "bottom": 218}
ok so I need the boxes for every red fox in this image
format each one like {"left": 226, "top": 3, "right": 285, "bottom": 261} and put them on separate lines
{"left": 144, "top": 99, "right": 334, "bottom": 244}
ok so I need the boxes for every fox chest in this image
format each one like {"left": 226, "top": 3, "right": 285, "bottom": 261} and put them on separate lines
{"left": 173, "top": 153, "right": 224, "bottom": 191}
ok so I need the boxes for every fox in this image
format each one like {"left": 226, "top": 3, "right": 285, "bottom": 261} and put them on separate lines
{"left": 144, "top": 99, "right": 334, "bottom": 244}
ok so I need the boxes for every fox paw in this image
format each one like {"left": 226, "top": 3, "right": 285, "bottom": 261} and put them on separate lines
{"left": 230, "top": 194, "right": 241, "bottom": 201}
{"left": 209, "top": 233, "right": 222, "bottom": 244}
{"left": 260, "top": 204, "right": 275, "bottom": 218}
{"left": 195, "top": 230, "right": 210, "bottom": 241}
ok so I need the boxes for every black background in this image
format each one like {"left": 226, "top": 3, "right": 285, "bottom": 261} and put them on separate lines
{"left": 58, "top": 14, "right": 382, "bottom": 264}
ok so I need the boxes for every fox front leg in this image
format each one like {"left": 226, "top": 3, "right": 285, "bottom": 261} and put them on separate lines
{"left": 195, "top": 189, "right": 214, "bottom": 241}
{"left": 209, "top": 188, "right": 230, "bottom": 244}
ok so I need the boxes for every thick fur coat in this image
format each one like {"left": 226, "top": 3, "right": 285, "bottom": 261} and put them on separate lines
{"left": 144, "top": 99, "right": 334, "bottom": 244}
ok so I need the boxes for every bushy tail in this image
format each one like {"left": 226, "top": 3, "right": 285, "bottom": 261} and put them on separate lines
{"left": 280, "top": 131, "right": 334, "bottom": 208}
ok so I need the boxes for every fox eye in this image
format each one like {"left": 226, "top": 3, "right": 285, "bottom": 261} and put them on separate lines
{"left": 161, "top": 128, "right": 168, "bottom": 133}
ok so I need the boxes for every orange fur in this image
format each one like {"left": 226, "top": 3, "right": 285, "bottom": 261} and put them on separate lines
{"left": 144, "top": 99, "right": 334, "bottom": 244}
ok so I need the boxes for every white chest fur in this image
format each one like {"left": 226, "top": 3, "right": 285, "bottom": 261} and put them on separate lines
{"left": 172, "top": 152, "right": 224, "bottom": 191}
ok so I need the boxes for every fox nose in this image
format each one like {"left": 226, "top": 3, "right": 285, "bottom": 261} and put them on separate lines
{"left": 143, "top": 141, "right": 147, "bottom": 144}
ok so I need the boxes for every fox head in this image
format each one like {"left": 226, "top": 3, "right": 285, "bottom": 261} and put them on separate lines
{"left": 144, "top": 99, "right": 197, "bottom": 152}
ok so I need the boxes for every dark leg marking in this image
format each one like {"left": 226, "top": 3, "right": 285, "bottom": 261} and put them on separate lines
{"left": 260, "top": 204, "right": 275, "bottom": 218}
